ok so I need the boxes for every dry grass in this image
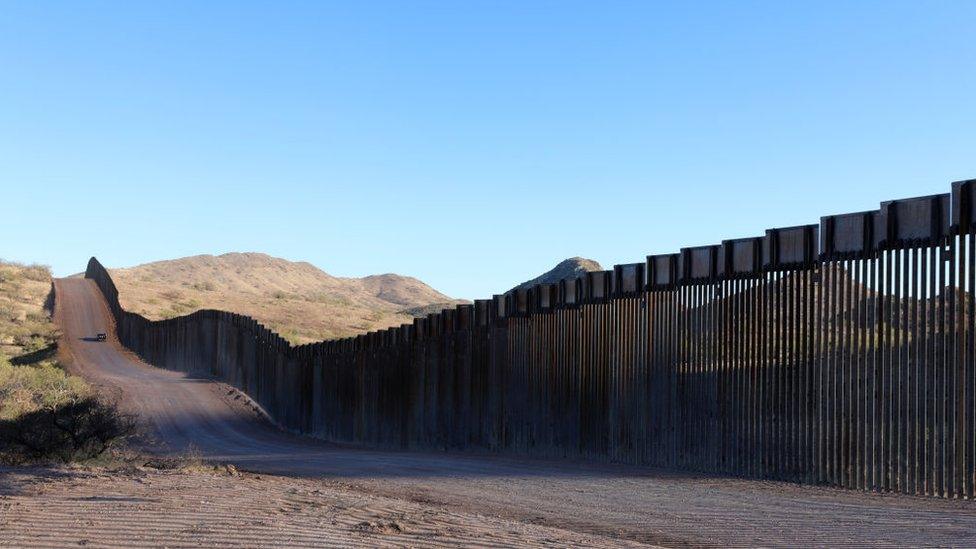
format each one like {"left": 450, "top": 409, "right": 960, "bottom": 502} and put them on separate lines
{"left": 109, "top": 252, "right": 468, "bottom": 343}
{"left": 0, "top": 357, "right": 89, "bottom": 420}
{"left": 0, "top": 261, "right": 59, "bottom": 359}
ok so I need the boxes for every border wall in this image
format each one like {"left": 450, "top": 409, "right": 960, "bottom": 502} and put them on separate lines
{"left": 86, "top": 178, "right": 976, "bottom": 498}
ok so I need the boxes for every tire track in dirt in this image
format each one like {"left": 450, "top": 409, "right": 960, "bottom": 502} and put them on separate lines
{"left": 0, "top": 466, "right": 648, "bottom": 548}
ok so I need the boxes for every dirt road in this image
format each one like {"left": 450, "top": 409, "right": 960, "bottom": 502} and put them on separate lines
{"left": 41, "top": 277, "right": 976, "bottom": 547}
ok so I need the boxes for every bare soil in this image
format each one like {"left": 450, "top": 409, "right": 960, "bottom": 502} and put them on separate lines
{"left": 0, "top": 463, "right": 644, "bottom": 548}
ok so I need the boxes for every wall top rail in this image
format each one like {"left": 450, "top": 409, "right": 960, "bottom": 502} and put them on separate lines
{"left": 558, "top": 277, "right": 581, "bottom": 306}
{"left": 952, "top": 179, "right": 976, "bottom": 233}
{"left": 720, "top": 236, "right": 762, "bottom": 278}
{"left": 878, "top": 192, "right": 950, "bottom": 247}
{"left": 763, "top": 224, "right": 819, "bottom": 270}
{"left": 613, "top": 263, "right": 644, "bottom": 296}
{"left": 529, "top": 283, "right": 556, "bottom": 311}
{"left": 820, "top": 209, "right": 880, "bottom": 260}
{"left": 505, "top": 287, "right": 530, "bottom": 316}
{"left": 680, "top": 245, "right": 720, "bottom": 283}
{"left": 646, "top": 253, "right": 679, "bottom": 290}
{"left": 583, "top": 270, "right": 612, "bottom": 302}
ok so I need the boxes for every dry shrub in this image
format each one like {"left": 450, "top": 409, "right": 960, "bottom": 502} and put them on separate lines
{"left": 0, "top": 355, "right": 132, "bottom": 464}
{"left": 0, "top": 397, "right": 135, "bottom": 464}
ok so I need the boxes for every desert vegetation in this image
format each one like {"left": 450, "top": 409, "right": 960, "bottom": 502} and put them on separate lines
{"left": 0, "top": 261, "right": 59, "bottom": 358}
{"left": 0, "top": 260, "right": 133, "bottom": 463}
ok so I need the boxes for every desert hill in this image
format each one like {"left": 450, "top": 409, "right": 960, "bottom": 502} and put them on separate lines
{"left": 515, "top": 257, "right": 603, "bottom": 290}
{"left": 109, "top": 253, "right": 467, "bottom": 344}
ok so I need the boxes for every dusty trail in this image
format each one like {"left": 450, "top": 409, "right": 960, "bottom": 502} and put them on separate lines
{"left": 38, "top": 277, "right": 976, "bottom": 547}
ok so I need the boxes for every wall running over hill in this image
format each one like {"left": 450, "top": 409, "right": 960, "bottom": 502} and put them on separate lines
{"left": 87, "top": 178, "right": 976, "bottom": 499}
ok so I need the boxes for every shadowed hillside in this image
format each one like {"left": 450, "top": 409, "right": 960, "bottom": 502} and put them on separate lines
{"left": 109, "top": 253, "right": 467, "bottom": 344}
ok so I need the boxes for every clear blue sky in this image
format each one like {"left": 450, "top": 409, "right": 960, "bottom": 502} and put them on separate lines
{"left": 1, "top": 2, "right": 974, "bottom": 299}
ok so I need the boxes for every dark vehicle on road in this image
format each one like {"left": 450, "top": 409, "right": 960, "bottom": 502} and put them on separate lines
{"left": 96, "top": 333, "right": 107, "bottom": 341}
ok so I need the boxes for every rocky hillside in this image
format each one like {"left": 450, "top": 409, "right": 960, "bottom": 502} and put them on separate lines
{"left": 515, "top": 257, "right": 603, "bottom": 290}
{"left": 109, "top": 253, "right": 467, "bottom": 344}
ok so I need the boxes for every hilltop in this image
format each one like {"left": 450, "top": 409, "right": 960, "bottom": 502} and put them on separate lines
{"left": 109, "top": 253, "right": 467, "bottom": 344}
{"left": 515, "top": 257, "right": 603, "bottom": 290}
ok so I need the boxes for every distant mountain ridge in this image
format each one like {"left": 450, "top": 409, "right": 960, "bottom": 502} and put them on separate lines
{"left": 515, "top": 257, "right": 603, "bottom": 290}
{"left": 109, "top": 252, "right": 467, "bottom": 344}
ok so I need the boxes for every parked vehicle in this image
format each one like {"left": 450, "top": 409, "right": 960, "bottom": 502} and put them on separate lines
{"left": 96, "top": 333, "right": 107, "bottom": 341}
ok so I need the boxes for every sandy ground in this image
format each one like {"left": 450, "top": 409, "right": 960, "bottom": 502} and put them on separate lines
{"left": 0, "top": 461, "right": 645, "bottom": 548}
{"left": 9, "top": 277, "right": 973, "bottom": 548}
